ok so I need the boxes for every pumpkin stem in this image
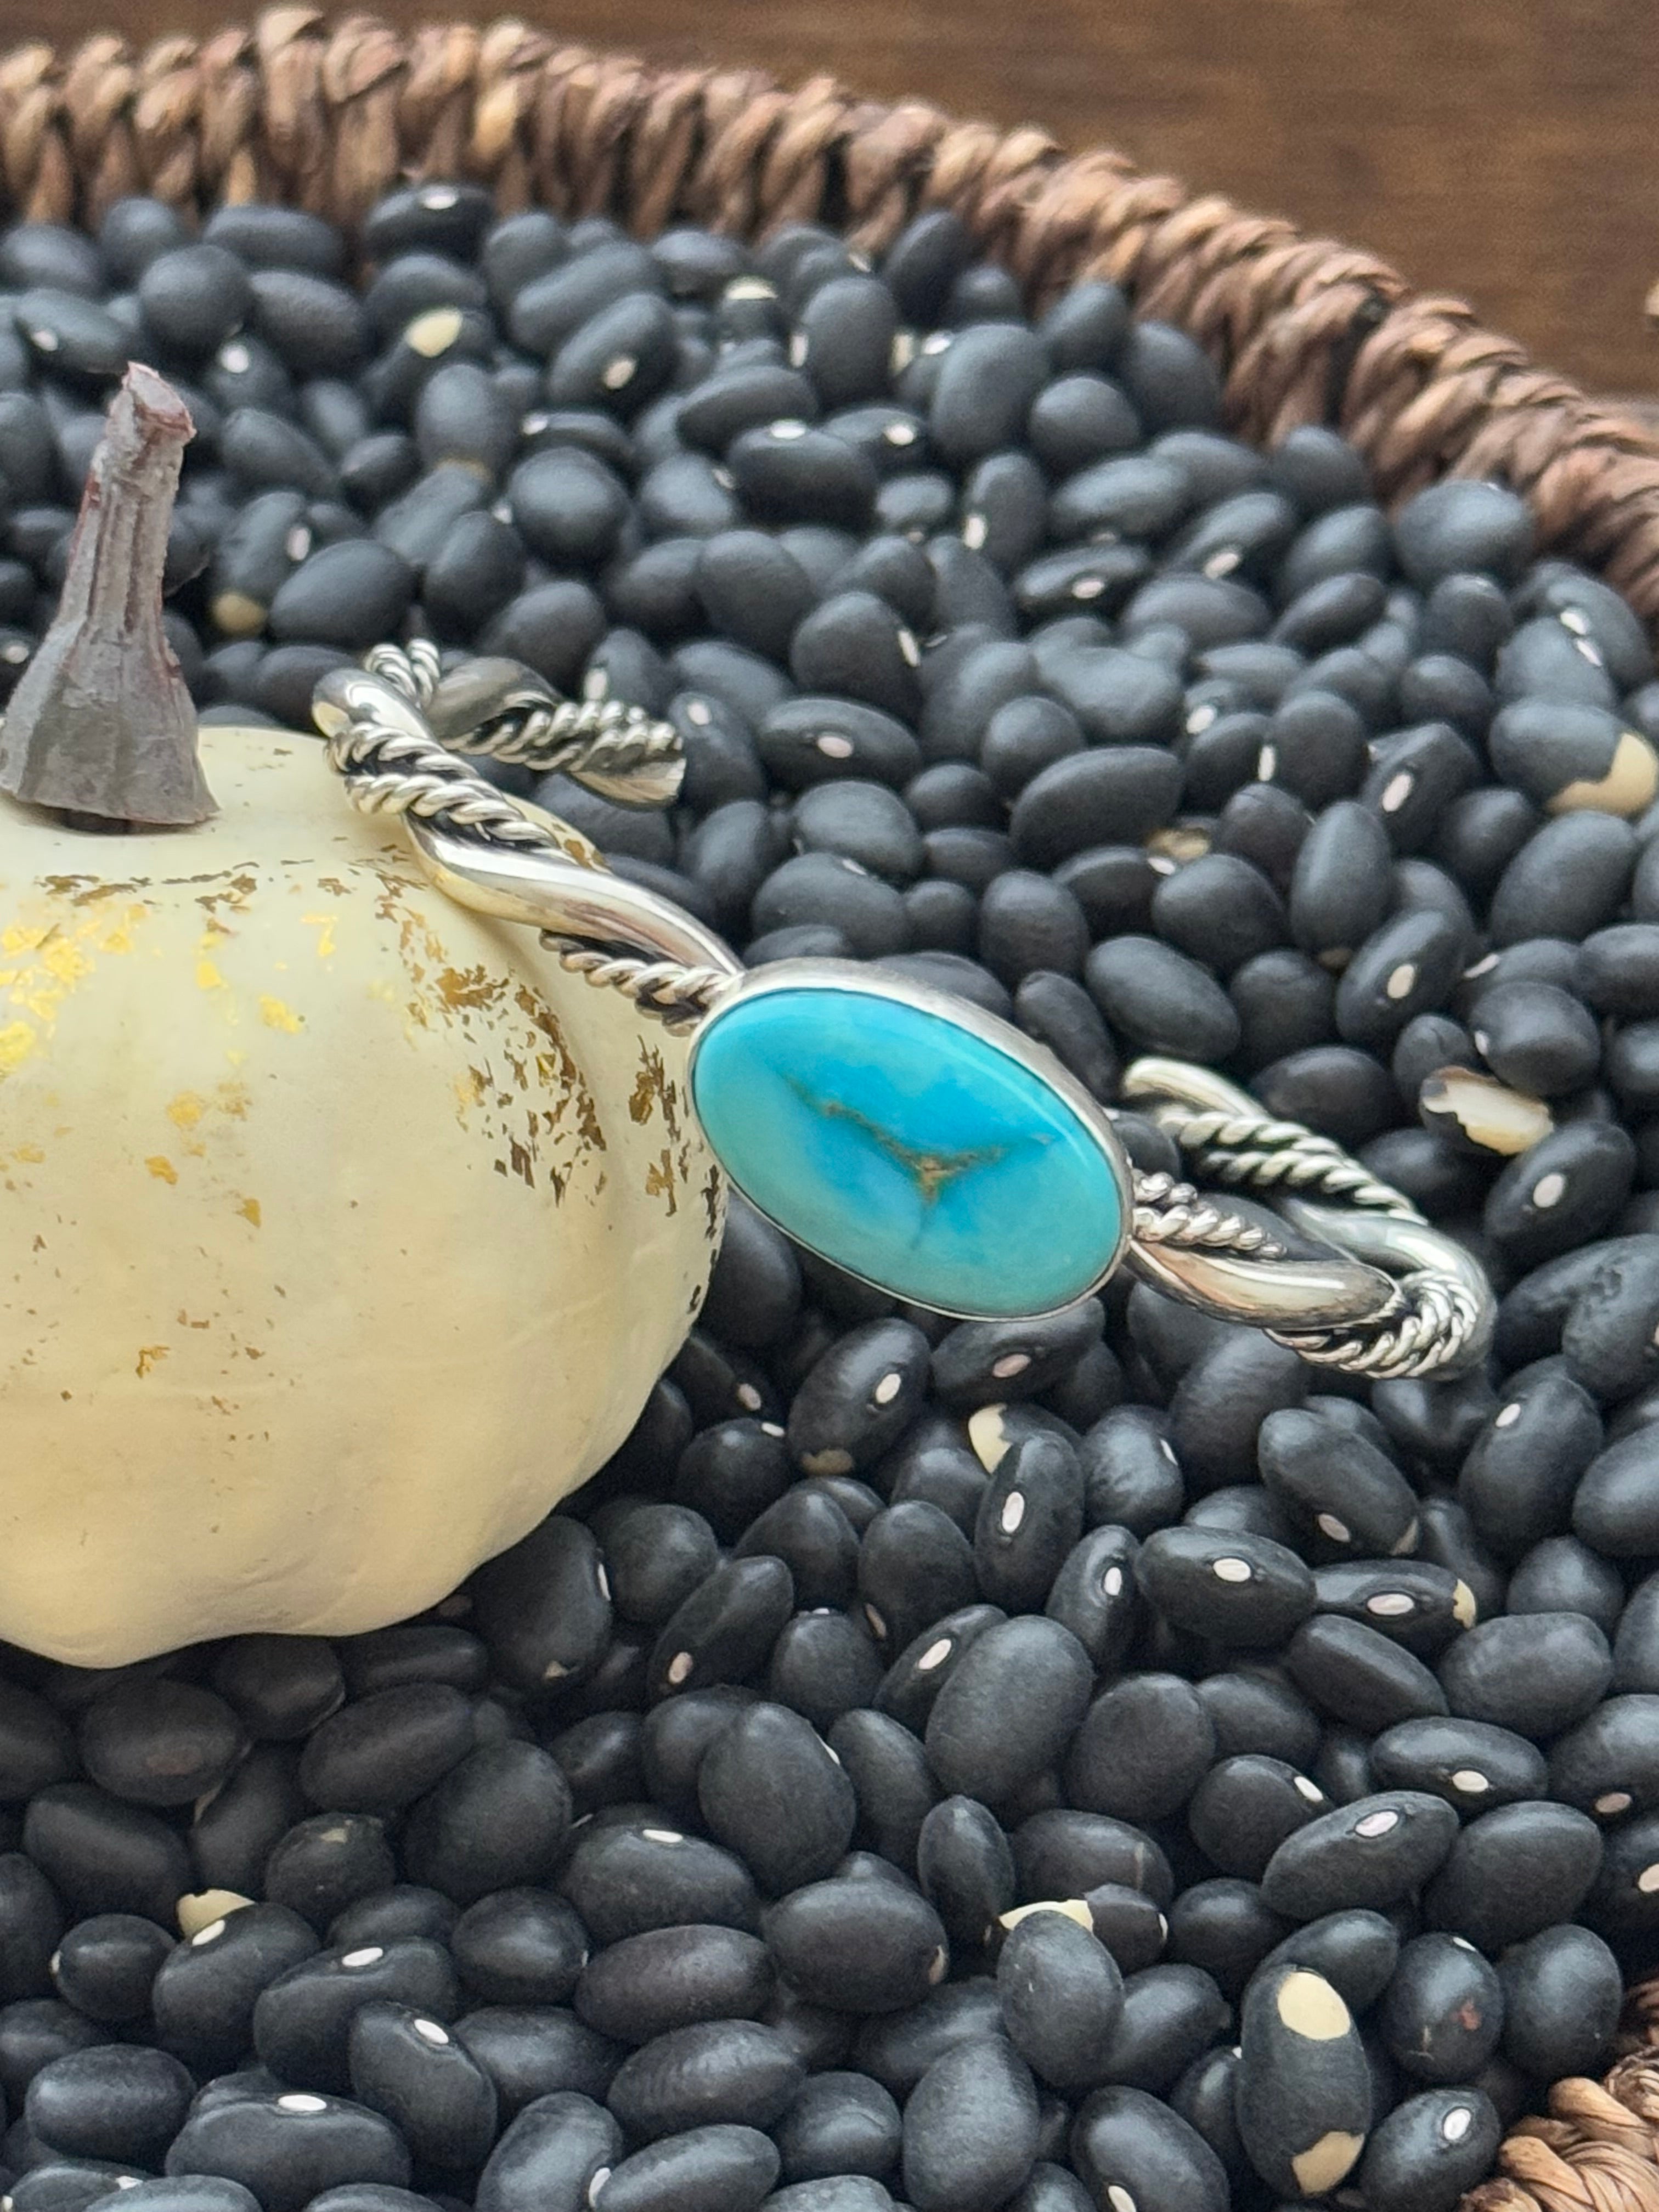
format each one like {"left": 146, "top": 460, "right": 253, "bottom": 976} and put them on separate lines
{"left": 0, "top": 363, "right": 213, "bottom": 828}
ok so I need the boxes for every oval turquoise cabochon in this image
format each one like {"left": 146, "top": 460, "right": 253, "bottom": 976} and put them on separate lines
{"left": 689, "top": 977, "right": 1130, "bottom": 1317}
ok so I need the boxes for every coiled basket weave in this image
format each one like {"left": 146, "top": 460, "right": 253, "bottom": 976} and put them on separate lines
{"left": 2, "top": 13, "right": 1659, "bottom": 2207}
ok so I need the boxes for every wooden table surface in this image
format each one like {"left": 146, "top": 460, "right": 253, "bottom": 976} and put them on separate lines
{"left": 14, "top": 0, "right": 1659, "bottom": 400}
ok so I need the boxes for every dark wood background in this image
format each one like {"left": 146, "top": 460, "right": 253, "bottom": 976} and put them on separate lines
{"left": 19, "top": 0, "right": 1659, "bottom": 399}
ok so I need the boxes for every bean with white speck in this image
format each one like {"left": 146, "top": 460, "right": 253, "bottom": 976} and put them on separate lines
{"left": 165, "top": 2091, "right": 411, "bottom": 2212}
{"left": 1186, "top": 1756, "right": 1327, "bottom": 1883}
{"left": 464, "top": 2089, "right": 619, "bottom": 2212}
{"left": 1355, "top": 2085, "right": 1504, "bottom": 2212}
{"left": 1257, "top": 1406, "right": 1420, "bottom": 1560}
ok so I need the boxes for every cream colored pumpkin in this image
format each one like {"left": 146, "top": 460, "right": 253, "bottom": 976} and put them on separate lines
{"left": 0, "top": 723, "right": 721, "bottom": 1666}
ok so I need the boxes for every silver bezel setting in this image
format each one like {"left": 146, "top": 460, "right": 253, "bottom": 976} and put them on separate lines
{"left": 686, "top": 956, "right": 1136, "bottom": 1322}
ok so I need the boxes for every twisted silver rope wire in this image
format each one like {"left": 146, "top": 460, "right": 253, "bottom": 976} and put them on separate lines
{"left": 325, "top": 714, "right": 560, "bottom": 850}
{"left": 1268, "top": 1273, "right": 1483, "bottom": 1380}
{"left": 1128, "top": 1171, "right": 1286, "bottom": 1259}
{"left": 1127, "top": 1089, "right": 1482, "bottom": 1377}
{"left": 538, "top": 940, "right": 734, "bottom": 1035}
{"left": 1141, "top": 1102, "right": 1419, "bottom": 1219}
{"left": 369, "top": 640, "right": 682, "bottom": 790}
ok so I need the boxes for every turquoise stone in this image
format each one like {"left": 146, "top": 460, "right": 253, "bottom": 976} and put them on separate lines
{"left": 689, "top": 980, "right": 1128, "bottom": 1316}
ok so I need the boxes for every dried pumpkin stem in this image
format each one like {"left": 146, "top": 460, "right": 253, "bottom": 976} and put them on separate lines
{"left": 0, "top": 362, "right": 213, "bottom": 828}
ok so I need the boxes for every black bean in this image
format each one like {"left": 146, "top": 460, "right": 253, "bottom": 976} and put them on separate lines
{"left": 1310, "top": 1560, "right": 1475, "bottom": 1657}
{"left": 189, "top": 1747, "right": 305, "bottom": 1899}
{"left": 1159, "top": 1876, "right": 1291, "bottom": 2017}
{"left": 1065, "top": 1675, "right": 1215, "bottom": 1827}
{"left": 1149, "top": 851, "right": 1286, "bottom": 974}
{"left": 1070, "top": 2083, "right": 1229, "bottom": 2212}
{"left": 963, "top": 1433, "right": 1081, "bottom": 1609}
{"left": 923, "top": 1618, "right": 1092, "bottom": 1805}
{"left": 345, "top": 2000, "right": 497, "bottom": 2172}
{"left": 561, "top": 1818, "right": 759, "bottom": 1948}
{"left": 267, "top": 537, "right": 414, "bottom": 649}
{"left": 546, "top": 291, "right": 679, "bottom": 417}
{"left": 733, "top": 1489, "right": 859, "bottom": 1612}
{"left": 210, "top": 1638, "right": 343, "bottom": 1743}
{"left": 1355, "top": 2085, "right": 1503, "bottom": 2212}
{"left": 759, "top": 700, "right": 924, "bottom": 796}
{"left": 589, "top": 2123, "right": 778, "bottom": 2212}
{"left": 166, "top": 2090, "right": 411, "bottom": 2212}
{"left": 445, "top": 1890, "right": 589, "bottom": 2010}
{"left": 1259, "top": 1791, "right": 1458, "bottom": 1917}
{"left": 1573, "top": 1421, "right": 1659, "bottom": 1552}
{"left": 1187, "top": 1754, "right": 1326, "bottom": 1882}
{"left": 505, "top": 447, "right": 629, "bottom": 569}
{"left": 1084, "top": 936, "right": 1239, "bottom": 1059}
{"left": 1194, "top": 1669, "right": 1319, "bottom": 1770}
{"left": 467, "top": 2087, "right": 619, "bottom": 2210}
{"left": 872, "top": 1604, "right": 1002, "bottom": 1736}
{"left": 823, "top": 1709, "right": 935, "bottom": 1869}
{"left": 1377, "top": 1932, "right": 1503, "bottom": 2085}
{"left": 88, "top": 2185, "right": 268, "bottom": 2212}
{"left": 900, "top": 2035, "right": 1039, "bottom": 2212}
{"left": 465, "top": 1513, "right": 611, "bottom": 1693}
{"left": 1285, "top": 1616, "right": 1449, "bottom": 1733}
{"left": 771, "top": 2068, "right": 901, "bottom": 2185}
{"left": 606, "top": 2018, "right": 805, "bottom": 2140}
{"left": 1587, "top": 1809, "right": 1659, "bottom": 1933}
{"left": 1254, "top": 688, "right": 1366, "bottom": 810}
{"left": 49, "top": 1912, "right": 168, "bottom": 2024}
{"left": 757, "top": 2178, "right": 896, "bottom": 2212}
{"left": 688, "top": 531, "right": 812, "bottom": 663}
{"left": 1497, "top": 1922, "right": 1624, "bottom": 2079}
{"left": 1257, "top": 1406, "right": 1419, "bottom": 1558}
{"left": 1506, "top": 1533, "right": 1626, "bottom": 1632}
{"left": 1437, "top": 1611, "right": 1611, "bottom": 1737}
{"left": 1421, "top": 1800, "right": 1604, "bottom": 1949}
{"left": 455, "top": 2013, "right": 621, "bottom": 2121}
{"left": 690, "top": 1703, "right": 855, "bottom": 1895}
{"left": 1089, "top": 1962, "right": 1226, "bottom": 2095}
{"left": 1076, "top": 1407, "right": 1183, "bottom": 1537}
{"left": 22, "top": 1786, "right": 191, "bottom": 1926}
{"left": 1391, "top": 478, "right": 1532, "bottom": 588}
{"left": 502, "top": 240, "right": 659, "bottom": 358}
{"left": 1233, "top": 1962, "right": 1370, "bottom": 2198}
{"left": 1547, "top": 1695, "right": 1659, "bottom": 1822}
{"left": 1491, "top": 810, "right": 1637, "bottom": 947}
{"left": 400, "top": 1743, "right": 573, "bottom": 1905}
{"left": 1135, "top": 1526, "right": 1314, "bottom": 1647}
{"left": 783, "top": 1319, "right": 930, "bottom": 1479}
{"left": 911, "top": 1796, "right": 1014, "bottom": 1950}
{"left": 569, "top": 1924, "right": 770, "bottom": 2049}
{"left": 14, "top": 289, "right": 128, "bottom": 382}
{"left": 674, "top": 1421, "right": 791, "bottom": 1541}
{"left": 25, "top": 2042, "right": 191, "bottom": 2166}
{"left": 1494, "top": 612, "right": 1624, "bottom": 711}
{"left": 329, "top": 1889, "right": 459, "bottom": 1951}
{"left": 1277, "top": 504, "right": 1392, "bottom": 601}
{"left": 138, "top": 244, "right": 254, "bottom": 360}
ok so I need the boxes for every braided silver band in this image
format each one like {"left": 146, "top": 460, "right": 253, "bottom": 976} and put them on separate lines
{"left": 312, "top": 647, "right": 1494, "bottom": 1378}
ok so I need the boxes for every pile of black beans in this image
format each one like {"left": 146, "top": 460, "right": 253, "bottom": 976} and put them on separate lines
{"left": 0, "top": 180, "right": 1656, "bottom": 2212}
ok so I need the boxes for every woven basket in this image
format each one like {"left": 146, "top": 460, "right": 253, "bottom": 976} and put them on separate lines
{"left": 5, "top": 13, "right": 1659, "bottom": 2205}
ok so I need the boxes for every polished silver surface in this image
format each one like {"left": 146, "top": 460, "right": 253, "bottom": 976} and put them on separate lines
{"left": 409, "top": 815, "right": 740, "bottom": 978}
{"left": 315, "top": 647, "right": 1498, "bottom": 1375}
